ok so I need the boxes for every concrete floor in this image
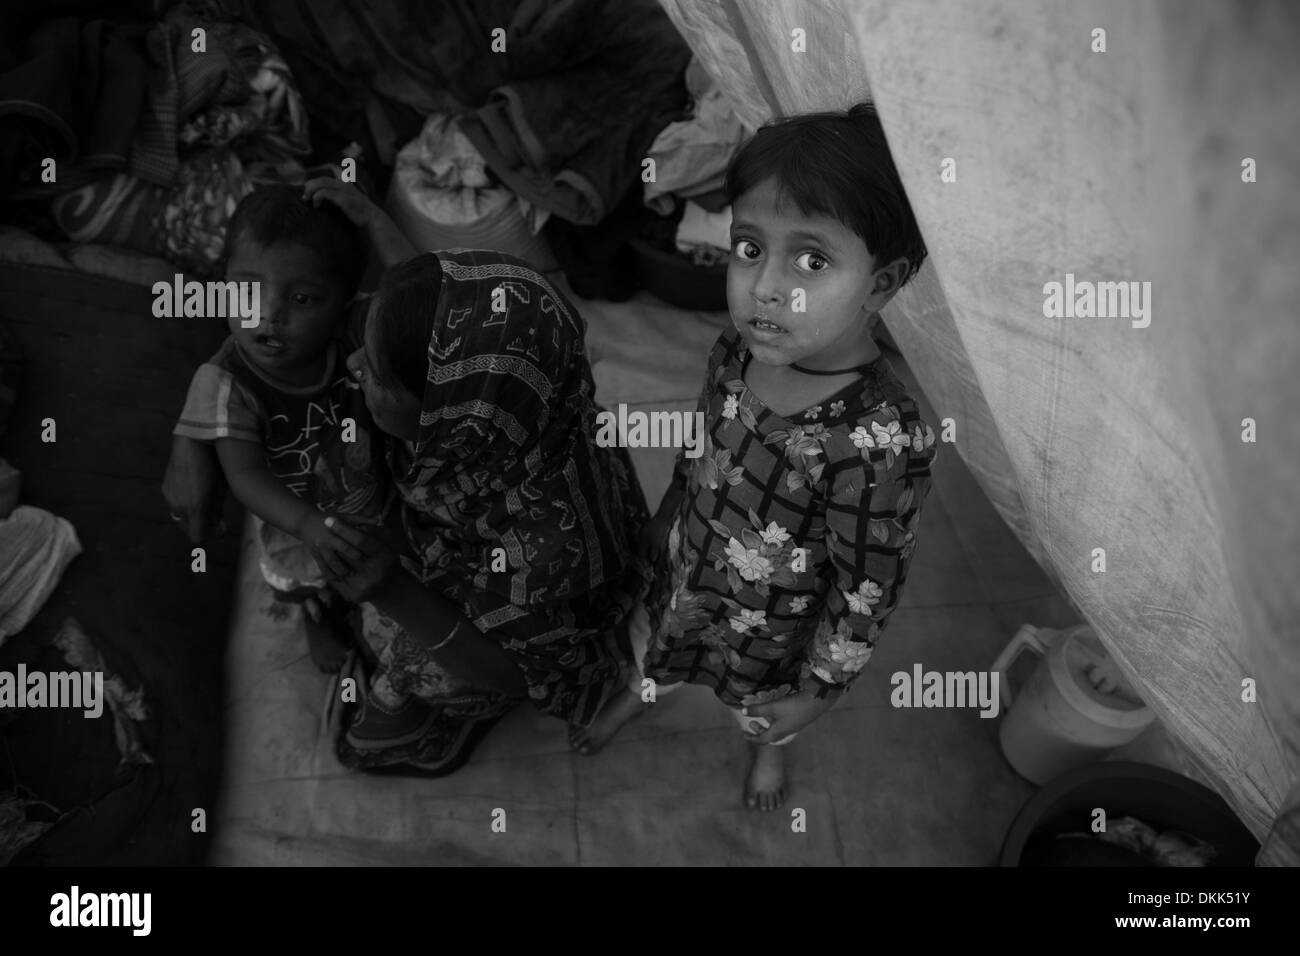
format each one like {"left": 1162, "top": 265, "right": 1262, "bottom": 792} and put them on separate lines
{"left": 210, "top": 289, "right": 1154, "bottom": 866}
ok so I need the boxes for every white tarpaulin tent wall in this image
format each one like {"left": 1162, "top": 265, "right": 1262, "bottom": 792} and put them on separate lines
{"left": 657, "top": 0, "right": 1299, "bottom": 862}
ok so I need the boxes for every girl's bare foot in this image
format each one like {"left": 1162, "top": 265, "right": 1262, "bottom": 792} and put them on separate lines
{"left": 744, "top": 743, "right": 787, "bottom": 812}
{"left": 568, "top": 687, "right": 648, "bottom": 755}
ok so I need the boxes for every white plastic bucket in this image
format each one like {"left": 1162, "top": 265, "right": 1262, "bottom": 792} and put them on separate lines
{"left": 992, "top": 624, "right": 1154, "bottom": 785}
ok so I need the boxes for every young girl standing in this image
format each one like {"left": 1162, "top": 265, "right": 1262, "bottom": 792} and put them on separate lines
{"left": 571, "top": 105, "right": 938, "bottom": 811}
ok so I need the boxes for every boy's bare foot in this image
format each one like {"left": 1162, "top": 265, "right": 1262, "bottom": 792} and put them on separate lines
{"left": 568, "top": 687, "right": 647, "bottom": 755}
{"left": 303, "top": 597, "right": 348, "bottom": 673}
{"left": 744, "top": 742, "right": 787, "bottom": 812}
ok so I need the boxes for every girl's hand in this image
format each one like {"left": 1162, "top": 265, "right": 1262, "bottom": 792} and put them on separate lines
{"left": 303, "top": 176, "right": 378, "bottom": 230}
{"left": 317, "top": 516, "right": 401, "bottom": 604}
{"left": 643, "top": 486, "right": 683, "bottom": 563}
{"left": 641, "top": 513, "right": 673, "bottom": 564}
{"left": 741, "top": 690, "right": 838, "bottom": 744}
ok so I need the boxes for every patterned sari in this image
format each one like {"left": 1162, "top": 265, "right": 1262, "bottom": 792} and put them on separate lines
{"left": 337, "top": 250, "right": 650, "bottom": 774}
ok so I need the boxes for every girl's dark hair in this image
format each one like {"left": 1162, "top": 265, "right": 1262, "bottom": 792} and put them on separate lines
{"left": 724, "top": 103, "right": 928, "bottom": 286}
{"left": 222, "top": 184, "right": 368, "bottom": 298}
{"left": 370, "top": 253, "right": 441, "bottom": 398}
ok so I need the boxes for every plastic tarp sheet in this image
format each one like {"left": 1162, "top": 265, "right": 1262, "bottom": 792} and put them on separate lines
{"left": 657, "top": 0, "right": 1299, "bottom": 858}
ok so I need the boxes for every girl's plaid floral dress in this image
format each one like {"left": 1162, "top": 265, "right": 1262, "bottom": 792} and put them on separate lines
{"left": 643, "top": 328, "right": 939, "bottom": 708}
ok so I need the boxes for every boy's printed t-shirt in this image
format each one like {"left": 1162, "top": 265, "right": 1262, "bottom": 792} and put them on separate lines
{"left": 173, "top": 308, "right": 386, "bottom": 521}
{"left": 642, "top": 327, "right": 938, "bottom": 708}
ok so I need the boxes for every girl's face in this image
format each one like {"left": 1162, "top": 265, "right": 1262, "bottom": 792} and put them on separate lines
{"left": 346, "top": 300, "right": 423, "bottom": 441}
{"left": 727, "top": 176, "right": 903, "bottom": 370}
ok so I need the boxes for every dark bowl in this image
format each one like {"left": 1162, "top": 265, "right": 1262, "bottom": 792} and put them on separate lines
{"left": 1000, "top": 761, "right": 1260, "bottom": 867}
{"left": 627, "top": 238, "right": 728, "bottom": 312}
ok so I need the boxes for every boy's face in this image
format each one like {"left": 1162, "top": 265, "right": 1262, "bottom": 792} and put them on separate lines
{"left": 225, "top": 235, "right": 348, "bottom": 377}
{"left": 728, "top": 176, "right": 891, "bottom": 370}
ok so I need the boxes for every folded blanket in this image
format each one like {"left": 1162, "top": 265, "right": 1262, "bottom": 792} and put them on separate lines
{"left": 49, "top": 148, "right": 254, "bottom": 277}
{"left": 45, "top": 4, "right": 311, "bottom": 276}
{"left": 134, "top": 3, "right": 311, "bottom": 188}
{"left": 0, "top": 505, "right": 82, "bottom": 645}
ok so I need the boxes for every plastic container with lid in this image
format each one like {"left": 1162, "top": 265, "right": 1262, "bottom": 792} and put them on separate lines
{"left": 991, "top": 623, "right": 1155, "bottom": 785}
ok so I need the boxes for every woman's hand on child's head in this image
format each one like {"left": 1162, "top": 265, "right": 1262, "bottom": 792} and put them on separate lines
{"left": 303, "top": 176, "right": 377, "bottom": 230}
{"left": 742, "top": 690, "right": 838, "bottom": 744}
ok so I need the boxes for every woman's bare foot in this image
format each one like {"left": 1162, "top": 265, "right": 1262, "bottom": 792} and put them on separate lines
{"left": 744, "top": 743, "right": 787, "bottom": 812}
{"left": 568, "top": 687, "right": 648, "bottom": 755}
{"left": 303, "top": 597, "right": 348, "bottom": 673}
